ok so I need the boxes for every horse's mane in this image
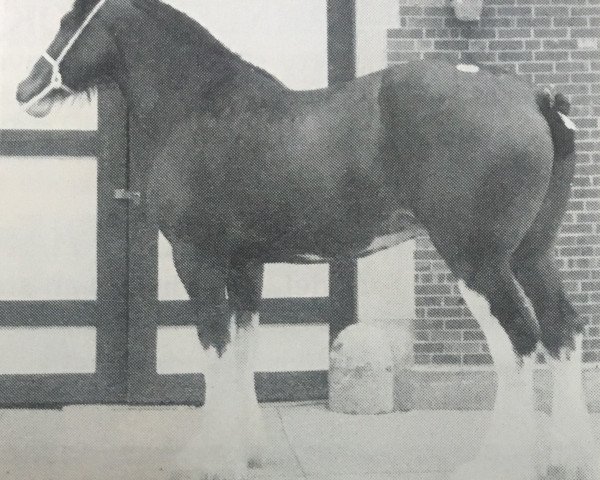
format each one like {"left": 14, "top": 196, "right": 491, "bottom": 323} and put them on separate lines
{"left": 74, "top": 0, "right": 282, "bottom": 86}
{"left": 132, "top": 0, "right": 232, "bottom": 54}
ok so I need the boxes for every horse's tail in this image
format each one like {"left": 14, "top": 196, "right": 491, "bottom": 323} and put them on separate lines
{"left": 510, "top": 91, "right": 583, "bottom": 353}
{"left": 523, "top": 90, "right": 577, "bottom": 248}
{"left": 536, "top": 90, "right": 576, "bottom": 160}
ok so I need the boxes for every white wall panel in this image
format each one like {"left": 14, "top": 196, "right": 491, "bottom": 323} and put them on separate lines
{"left": 0, "top": 327, "right": 96, "bottom": 374}
{"left": 157, "top": 324, "right": 328, "bottom": 373}
{"left": 0, "top": 156, "right": 97, "bottom": 300}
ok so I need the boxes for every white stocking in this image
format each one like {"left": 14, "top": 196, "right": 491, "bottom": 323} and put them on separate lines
{"left": 451, "top": 281, "right": 539, "bottom": 480}
{"left": 176, "top": 316, "right": 248, "bottom": 480}
{"left": 547, "top": 334, "right": 600, "bottom": 480}
{"left": 236, "top": 313, "right": 267, "bottom": 467}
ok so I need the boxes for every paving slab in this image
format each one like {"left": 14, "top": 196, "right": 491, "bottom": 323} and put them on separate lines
{"left": 0, "top": 402, "right": 598, "bottom": 480}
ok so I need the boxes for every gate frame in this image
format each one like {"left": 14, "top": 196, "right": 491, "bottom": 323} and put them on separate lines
{"left": 0, "top": 85, "right": 129, "bottom": 406}
{"left": 0, "top": 0, "right": 358, "bottom": 406}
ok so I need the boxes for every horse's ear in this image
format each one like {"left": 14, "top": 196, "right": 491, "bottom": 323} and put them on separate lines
{"left": 72, "top": 0, "right": 102, "bottom": 17}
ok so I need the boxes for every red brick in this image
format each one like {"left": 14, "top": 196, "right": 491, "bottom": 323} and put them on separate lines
{"left": 463, "top": 330, "right": 485, "bottom": 341}
{"left": 480, "top": 17, "right": 515, "bottom": 28}
{"left": 518, "top": 61, "right": 554, "bottom": 73}
{"left": 556, "top": 61, "right": 589, "bottom": 72}
{"left": 406, "top": 17, "right": 445, "bottom": 28}
{"left": 461, "top": 28, "right": 497, "bottom": 39}
{"left": 423, "top": 6, "right": 454, "bottom": 16}
{"left": 517, "top": 17, "right": 552, "bottom": 27}
{"left": 525, "top": 39, "right": 542, "bottom": 50}
{"left": 500, "top": 51, "right": 533, "bottom": 61}
{"left": 388, "top": 28, "right": 424, "bottom": 39}
{"left": 433, "top": 39, "right": 469, "bottom": 50}
{"left": 416, "top": 297, "right": 442, "bottom": 307}
{"left": 572, "top": 28, "right": 600, "bottom": 37}
{"left": 572, "top": 72, "right": 600, "bottom": 83}
{"left": 535, "top": 50, "right": 569, "bottom": 60}
{"left": 415, "top": 331, "right": 430, "bottom": 341}
{"left": 445, "top": 319, "right": 479, "bottom": 329}
{"left": 414, "top": 355, "right": 432, "bottom": 365}
{"left": 415, "top": 343, "right": 444, "bottom": 353}
{"left": 463, "top": 354, "right": 493, "bottom": 365}
{"left": 431, "top": 354, "right": 461, "bottom": 365}
{"left": 499, "top": 6, "right": 533, "bottom": 16}
{"left": 428, "top": 307, "right": 464, "bottom": 318}
{"left": 499, "top": 28, "right": 532, "bottom": 38}
{"left": 399, "top": 6, "right": 423, "bottom": 15}
{"left": 543, "top": 39, "right": 578, "bottom": 49}
{"left": 489, "top": 40, "right": 524, "bottom": 50}
{"left": 572, "top": 7, "right": 600, "bottom": 17}
{"left": 422, "top": 51, "right": 461, "bottom": 61}
{"left": 415, "top": 284, "right": 452, "bottom": 296}
{"left": 534, "top": 6, "right": 569, "bottom": 16}
{"left": 554, "top": 17, "right": 588, "bottom": 27}
{"left": 534, "top": 72, "right": 570, "bottom": 83}
{"left": 572, "top": 50, "right": 600, "bottom": 60}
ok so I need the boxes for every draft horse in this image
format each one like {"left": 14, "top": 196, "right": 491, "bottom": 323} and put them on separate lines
{"left": 17, "top": 0, "right": 598, "bottom": 478}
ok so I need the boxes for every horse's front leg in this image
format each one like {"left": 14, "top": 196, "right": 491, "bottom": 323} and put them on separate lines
{"left": 227, "top": 259, "right": 266, "bottom": 468}
{"left": 170, "top": 243, "right": 262, "bottom": 480}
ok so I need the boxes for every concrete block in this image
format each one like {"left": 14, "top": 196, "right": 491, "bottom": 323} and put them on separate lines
{"left": 329, "top": 324, "right": 394, "bottom": 414}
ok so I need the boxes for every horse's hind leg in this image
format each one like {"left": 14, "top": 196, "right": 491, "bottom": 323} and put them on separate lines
{"left": 515, "top": 251, "right": 600, "bottom": 479}
{"left": 448, "top": 259, "right": 540, "bottom": 480}
{"left": 169, "top": 241, "right": 253, "bottom": 480}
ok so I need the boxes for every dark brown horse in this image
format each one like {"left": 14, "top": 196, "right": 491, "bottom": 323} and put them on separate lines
{"left": 16, "top": 1, "right": 598, "bottom": 479}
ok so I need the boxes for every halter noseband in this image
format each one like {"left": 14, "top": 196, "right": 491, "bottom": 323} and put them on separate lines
{"left": 21, "top": 0, "right": 108, "bottom": 112}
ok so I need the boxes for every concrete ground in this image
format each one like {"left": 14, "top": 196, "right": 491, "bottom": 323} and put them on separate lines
{"left": 1, "top": 402, "right": 599, "bottom": 480}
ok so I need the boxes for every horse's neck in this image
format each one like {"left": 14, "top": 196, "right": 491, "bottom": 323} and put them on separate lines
{"left": 112, "top": 16, "right": 283, "bottom": 130}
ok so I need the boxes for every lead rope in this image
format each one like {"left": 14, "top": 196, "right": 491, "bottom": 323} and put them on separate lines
{"left": 21, "top": 0, "right": 108, "bottom": 112}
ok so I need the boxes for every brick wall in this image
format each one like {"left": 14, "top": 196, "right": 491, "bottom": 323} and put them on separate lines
{"left": 387, "top": 0, "right": 600, "bottom": 366}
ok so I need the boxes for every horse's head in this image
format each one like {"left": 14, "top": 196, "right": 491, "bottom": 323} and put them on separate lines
{"left": 16, "top": 0, "right": 118, "bottom": 117}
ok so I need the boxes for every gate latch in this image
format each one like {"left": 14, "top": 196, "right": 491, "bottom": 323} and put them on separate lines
{"left": 114, "top": 189, "right": 141, "bottom": 206}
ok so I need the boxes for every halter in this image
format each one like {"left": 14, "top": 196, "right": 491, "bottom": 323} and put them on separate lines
{"left": 21, "top": 0, "right": 108, "bottom": 112}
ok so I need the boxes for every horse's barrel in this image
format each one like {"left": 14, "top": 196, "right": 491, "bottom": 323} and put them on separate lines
{"left": 329, "top": 323, "right": 396, "bottom": 415}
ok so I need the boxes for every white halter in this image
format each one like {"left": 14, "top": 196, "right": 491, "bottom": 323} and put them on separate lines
{"left": 21, "top": 0, "right": 108, "bottom": 112}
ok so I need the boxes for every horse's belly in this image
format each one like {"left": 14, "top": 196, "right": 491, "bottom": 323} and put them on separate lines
{"left": 292, "top": 209, "right": 419, "bottom": 262}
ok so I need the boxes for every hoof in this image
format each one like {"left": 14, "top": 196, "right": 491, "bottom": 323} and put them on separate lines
{"left": 546, "top": 429, "right": 600, "bottom": 480}
{"left": 451, "top": 457, "right": 539, "bottom": 480}
{"left": 172, "top": 464, "right": 248, "bottom": 480}
{"left": 244, "top": 408, "right": 268, "bottom": 469}
{"left": 544, "top": 458, "right": 600, "bottom": 480}
{"left": 175, "top": 436, "right": 248, "bottom": 480}
{"left": 170, "top": 469, "right": 247, "bottom": 480}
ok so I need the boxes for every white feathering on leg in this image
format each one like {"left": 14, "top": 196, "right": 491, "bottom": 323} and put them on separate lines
{"left": 236, "top": 313, "right": 267, "bottom": 468}
{"left": 176, "top": 315, "right": 248, "bottom": 480}
{"left": 548, "top": 334, "right": 600, "bottom": 480}
{"left": 450, "top": 281, "right": 539, "bottom": 480}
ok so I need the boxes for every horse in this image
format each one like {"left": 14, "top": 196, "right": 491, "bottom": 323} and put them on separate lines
{"left": 16, "top": 0, "right": 598, "bottom": 479}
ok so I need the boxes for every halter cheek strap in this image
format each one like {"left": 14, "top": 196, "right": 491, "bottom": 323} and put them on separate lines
{"left": 21, "top": 0, "right": 108, "bottom": 112}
